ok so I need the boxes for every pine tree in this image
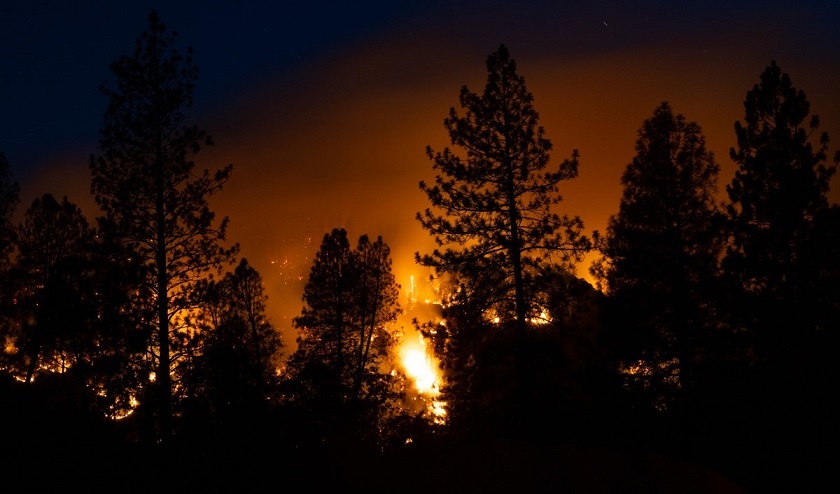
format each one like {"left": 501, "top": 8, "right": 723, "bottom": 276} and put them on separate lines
{"left": 352, "top": 234, "right": 401, "bottom": 396}
{"left": 292, "top": 228, "right": 355, "bottom": 408}
{"left": 591, "top": 102, "right": 724, "bottom": 411}
{"left": 725, "top": 60, "right": 837, "bottom": 359}
{"left": 417, "top": 45, "right": 591, "bottom": 332}
{"left": 415, "top": 45, "right": 591, "bottom": 435}
{"left": 0, "top": 152, "right": 19, "bottom": 273}
{"left": 285, "top": 228, "right": 402, "bottom": 448}
{"left": 179, "top": 258, "right": 283, "bottom": 456}
{"left": 723, "top": 60, "right": 839, "bottom": 492}
{"left": 3, "top": 194, "right": 95, "bottom": 383}
{"left": 0, "top": 152, "right": 20, "bottom": 364}
{"left": 191, "top": 258, "right": 283, "bottom": 402}
{"left": 90, "top": 10, "right": 238, "bottom": 443}
{"left": 225, "top": 258, "right": 283, "bottom": 390}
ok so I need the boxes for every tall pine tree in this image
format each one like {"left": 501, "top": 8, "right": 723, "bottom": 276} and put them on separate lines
{"left": 725, "top": 60, "right": 836, "bottom": 360}
{"left": 723, "top": 59, "right": 839, "bottom": 494}
{"left": 416, "top": 45, "right": 591, "bottom": 436}
{"left": 90, "top": 11, "right": 238, "bottom": 443}
{"left": 592, "top": 102, "right": 724, "bottom": 412}
{"left": 417, "top": 45, "right": 590, "bottom": 332}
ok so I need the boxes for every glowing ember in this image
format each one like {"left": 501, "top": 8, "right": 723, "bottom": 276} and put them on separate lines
{"left": 529, "top": 308, "right": 551, "bottom": 325}
{"left": 112, "top": 395, "right": 140, "bottom": 420}
{"left": 4, "top": 336, "right": 18, "bottom": 355}
{"left": 431, "top": 400, "right": 447, "bottom": 424}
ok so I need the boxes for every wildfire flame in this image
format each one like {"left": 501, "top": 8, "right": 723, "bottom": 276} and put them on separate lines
{"left": 397, "top": 321, "right": 447, "bottom": 423}
{"left": 401, "top": 343, "right": 438, "bottom": 394}
{"left": 395, "top": 273, "right": 449, "bottom": 423}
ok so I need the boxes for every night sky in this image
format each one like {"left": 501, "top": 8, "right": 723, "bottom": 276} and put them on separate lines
{"left": 3, "top": 0, "right": 839, "bottom": 344}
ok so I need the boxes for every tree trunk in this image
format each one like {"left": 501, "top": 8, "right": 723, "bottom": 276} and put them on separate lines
{"left": 155, "top": 152, "right": 171, "bottom": 444}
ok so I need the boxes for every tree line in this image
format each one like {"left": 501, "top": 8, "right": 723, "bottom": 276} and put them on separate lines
{"left": 1, "top": 11, "right": 837, "bottom": 492}
{"left": 412, "top": 44, "right": 838, "bottom": 492}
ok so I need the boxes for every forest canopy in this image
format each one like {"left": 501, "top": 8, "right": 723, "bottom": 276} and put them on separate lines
{"left": 1, "top": 12, "right": 837, "bottom": 493}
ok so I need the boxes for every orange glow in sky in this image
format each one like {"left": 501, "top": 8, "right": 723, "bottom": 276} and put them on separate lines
{"left": 17, "top": 2, "right": 840, "bottom": 355}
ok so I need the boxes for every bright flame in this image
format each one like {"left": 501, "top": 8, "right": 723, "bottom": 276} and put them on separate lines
{"left": 396, "top": 273, "right": 447, "bottom": 422}
{"left": 529, "top": 308, "right": 551, "bottom": 325}
{"left": 112, "top": 395, "right": 140, "bottom": 420}
{"left": 484, "top": 308, "right": 501, "bottom": 324}
{"left": 408, "top": 275, "right": 417, "bottom": 305}
{"left": 401, "top": 346, "right": 438, "bottom": 394}
{"left": 398, "top": 333, "right": 447, "bottom": 424}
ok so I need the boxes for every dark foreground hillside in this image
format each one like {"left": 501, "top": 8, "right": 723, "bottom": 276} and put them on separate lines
{"left": 347, "top": 439, "right": 749, "bottom": 493}
{"left": 1, "top": 371, "right": 827, "bottom": 493}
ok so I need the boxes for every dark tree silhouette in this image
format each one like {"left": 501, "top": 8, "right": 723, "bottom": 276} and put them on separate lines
{"left": 3, "top": 194, "right": 95, "bottom": 384}
{"left": 0, "top": 152, "right": 18, "bottom": 274}
{"left": 284, "top": 228, "right": 403, "bottom": 449}
{"left": 186, "top": 258, "right": 283, "bottom": 409}
{"left": 177, "top": 258, "right": 283, "bottom": 466}
{"left": 291, "top": 227, "right": 354, "bottom": 416}
{"left": 415, "top": 44, "right": 591, "bottom": 438}
{"left": 725, "top": 60, "right": 836, "bottom": 361}
{"left": 722, "top": 61, "right": 839, "bottom": 492}
{"left": 81, "top": 233, "right": 151, "bottom": 421}
{"left": 0, "top": 190, "right": 151, "bottom": 423}
{"left": 417, "top": 44, "right": 591, "bottom": 332}
{"left": 591, "top": 102, "right": 724, "bottom": 412}
{"left": 1, "top": 194, "right": 146, "bottom": 421}
{"left": 90, "top": 10, "right": 238, "bottom": 443}
{"left": 220, "top": 258, "right": 283, "bottom": 393}
{"left": 0, "top": 152, "right": 20, "bottom": 364}
{"left": 351, "top": 234, "right": 401, "bottom": 396}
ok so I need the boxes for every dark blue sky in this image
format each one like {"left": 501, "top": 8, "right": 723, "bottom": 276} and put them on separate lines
{"left": 3, "top": 0, "right": 837, "bottom": 181}
{"left": 3, "top": 1, "right": 440, "bottom": 180}
{"left": 1, "top": 0, "right": 429, "bottom": 179}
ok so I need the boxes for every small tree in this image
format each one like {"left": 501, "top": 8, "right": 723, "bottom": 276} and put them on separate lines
{"left": 90, "top": 10, "right": 238, "bottom": 442}
{"left": 0, "top": 152, "right": 18, "bottom": 273}
{"left": 284, "top": 228, "right": 403, "bottom": 448}
{"left": 188, "top": 258, "right": 283, "bottom": 404}
{"left": 351, "top": 234, "right": 401, "bottom": 396}
{"left": 225, "top": 258, "right": 283, "bottom": 388}
{"left": 0, "top": 153, "right": 20, "bottom": 374}
{"left": 179, "top": 258, "right": 283, "bottom": 456}
{"left": 3, "top": 194, "right": 95, "bottom": 383}
{"left": 291, "top": 227, "right": 355, "bottom": 413}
